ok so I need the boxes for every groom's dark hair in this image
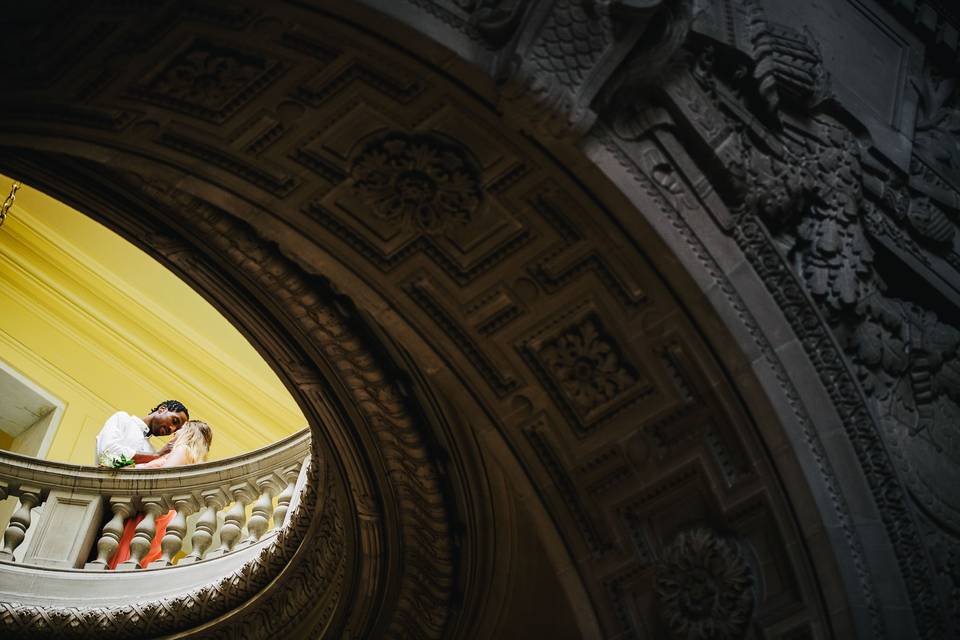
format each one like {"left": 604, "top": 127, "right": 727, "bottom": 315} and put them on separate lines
{"left": 150, "top": 400, "right": 189, "bottom": 419}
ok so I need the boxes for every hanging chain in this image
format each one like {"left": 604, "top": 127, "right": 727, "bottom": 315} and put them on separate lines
{"left": 0, "top": 181, "right": 21, "bottom": 228}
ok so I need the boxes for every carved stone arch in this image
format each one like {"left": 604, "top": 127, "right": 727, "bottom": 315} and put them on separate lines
{"left": 0, "top": 149, "right": 467, "bottom": 639}
{"left": 0, "top": 1, "right": 929, "bottom": 638}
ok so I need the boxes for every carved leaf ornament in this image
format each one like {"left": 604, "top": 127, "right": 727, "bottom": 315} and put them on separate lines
{"left": 350, "top": 133, "right": 482, "bottom": 234}
{"left": 157, "top": 49, "right": 261, "bottom": 107}
{"left": 655, "top": 528, "right": 755, "bottom": 640}
{"left": 539, "top": 318, "right": 636, "bottom": 414}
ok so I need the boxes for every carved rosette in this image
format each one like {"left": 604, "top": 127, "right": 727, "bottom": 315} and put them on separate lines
{"left": 539, "top": 318, "right": 636, "bottom": 415}
{"left": 130, "top": 38, "right": 282, "bottom": 122}
{"left": 655, "top": 528, "right": 754, "bottom": 640}
{"left": 350, "top": 132, "right": 482, "bottom": 234}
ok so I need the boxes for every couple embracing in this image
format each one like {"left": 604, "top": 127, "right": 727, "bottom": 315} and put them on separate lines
{"left": 95, "top": 400, "right": 212, "bottom": 470}
{"left": 93, "top": 400, "right": 214, "bottom": 569}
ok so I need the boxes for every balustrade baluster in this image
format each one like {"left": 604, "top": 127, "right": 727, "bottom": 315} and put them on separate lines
{"left": 272, "top": 463, "right": 302, "bottom": 529}
{"left": 209, "top": 483, "right": 255, "bottom": 558}
{"left": 0, "top": 486, "right": 41, "bottom": 562}
{"left": 244, "top": 475, "right": 280, "bottom": 545}
{"left": 119, "top": 496, "right": 164, "bottom": 570}
{"left": 179, "top": 488, "right": 227, "bottom": 564}
{"left": 150, "top": 494, "right": 197, "bottom": 568}
{"left": 85, "top": 496, "right": 135, "bottom": 570}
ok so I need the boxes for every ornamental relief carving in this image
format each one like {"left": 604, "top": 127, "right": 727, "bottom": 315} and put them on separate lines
{"left": 603, "top": 4, "right": 960, "bottom": 632}
{"left": 655, "top": 528, "right": 754, "bottom": 640}
{"left": 349, "top": 132, "right": 482, "bottom": 234}
{"left": 143, "top": 179, "right": 457, "bottom": 639}
{"left": 538, "top": 315, "right": 639, "bottom": 418}
{"left": 915, "top": 67, "right": 960, "bottom": 182}
{"left": 130, "top": 38, "right": 284, "bottom": 122}
{"left": 486, "top": 0, "right": 672, "bottom": 138}
{"left": 521, "top": 308, "right": 655, "bottom": 435}
{"left": 297, "top": 96, "right": 529, "bottom": 282}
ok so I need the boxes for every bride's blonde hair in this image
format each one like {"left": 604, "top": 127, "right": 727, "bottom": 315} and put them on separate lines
{"left": 170, "top": 420, "right": 213, "bottom": 464}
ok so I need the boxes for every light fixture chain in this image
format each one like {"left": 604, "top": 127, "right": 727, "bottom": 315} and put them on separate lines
{"left": 0, "top": 181, "right": 21, "bottom": 228}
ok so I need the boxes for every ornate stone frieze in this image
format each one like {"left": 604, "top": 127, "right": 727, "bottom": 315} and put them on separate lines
{"left": 137, "top": 178, "right": 458, "bottom": 639}
{"left": 606, "top": 11, "right": 960, "bottom": 633}
{"left": 159, "top": 132, "right": 300, "bottom": 197}
{"left": 690, "top": 0, "right": 827, "bottom": 112}
{"left": 403, "top": 274, "right": 521, "bottom": 397}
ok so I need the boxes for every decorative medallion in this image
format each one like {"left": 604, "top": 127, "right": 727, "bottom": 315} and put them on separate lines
{"left": 534, "top": 314, "right": 640, "bottom": 422}
{"left": 350, "top": 132, "right": 482, "bottom": 234}
{"left": 131, "top": 38, "right": 282, "bottom": 122}
{"left": 655, "top": 528, "right": 754, "bottom": 640}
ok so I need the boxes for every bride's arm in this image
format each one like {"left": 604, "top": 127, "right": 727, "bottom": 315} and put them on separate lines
{"left": 138, "top": 445, "right": 192, "bottom": 469}
{"left": 137, "top": 454, "right": 170, "bottom": 469}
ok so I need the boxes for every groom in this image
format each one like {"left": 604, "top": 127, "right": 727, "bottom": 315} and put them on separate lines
{"left": 95, "top": 400, "right": 189, "bottom": 468}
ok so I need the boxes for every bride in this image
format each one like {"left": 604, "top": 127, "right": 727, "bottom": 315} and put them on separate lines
{"left": 138, "top": 419, "right": 213, "bottom": 469}
{"left": 107, "top": 420, "right": 213, "bottom": 569}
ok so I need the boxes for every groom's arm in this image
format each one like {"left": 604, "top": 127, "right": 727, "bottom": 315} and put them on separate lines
{"left": 132, "top": 452, "right": 162, "bottom": 464}
{"left": 96, "top": 413, "right": 137, "bottom": 467}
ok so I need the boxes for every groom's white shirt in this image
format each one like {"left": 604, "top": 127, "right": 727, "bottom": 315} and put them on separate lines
{"left": 95, "top": 411, "right": 156, "bottom": 466}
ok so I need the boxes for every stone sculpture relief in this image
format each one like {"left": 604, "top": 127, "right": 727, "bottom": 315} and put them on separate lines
{"left": 655, "top": 528, "right": 754, "bottom": 640}
{"left": 602, "top": 1, "right": 960, "bottom": 634}
{"left": 538, "top": 317, "right": 637, "bottom": 416}
{"left": 131, "top": 38, "right": 283, "bottom": 123}
{"left": 350, "top": 132, "right": 482, "bottom": 234}
{"left": 915, "top": 67, "right": 960, "bottom": 178}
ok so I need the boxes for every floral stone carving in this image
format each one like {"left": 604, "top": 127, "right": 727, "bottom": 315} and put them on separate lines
{"left": 538, "top": 316, "right": 637, "bottom": 418}
{"left": 350, "top": 132, "right": 482, "bottom": 234}
{"left": 655, "top": 528, "right": 755, "bottom": 640}
{"left": 133, "top": 39, "right": 282, "bottom": 122}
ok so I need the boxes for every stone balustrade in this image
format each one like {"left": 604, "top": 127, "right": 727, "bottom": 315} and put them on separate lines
{"left": 0, "top": 429, "right": 311, "bottom": 572}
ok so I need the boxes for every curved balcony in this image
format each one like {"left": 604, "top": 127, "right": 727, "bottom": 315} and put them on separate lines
{"left": 0, "top": 429, "right": 316, "bottom": 623}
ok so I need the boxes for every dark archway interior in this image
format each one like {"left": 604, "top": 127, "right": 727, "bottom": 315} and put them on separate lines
{"left": 4, "top": 1, "right": 958, "bottom": 639}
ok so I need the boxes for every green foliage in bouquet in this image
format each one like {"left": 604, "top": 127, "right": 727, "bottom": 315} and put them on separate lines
{"left": 111, "top": 454, "right": 135, "bottom": 469}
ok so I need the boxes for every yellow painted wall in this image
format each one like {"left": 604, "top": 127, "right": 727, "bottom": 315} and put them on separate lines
{"left": 0, "top": 175, "right": 306, "bottom": 463}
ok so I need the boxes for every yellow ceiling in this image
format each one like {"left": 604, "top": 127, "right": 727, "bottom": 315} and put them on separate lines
{"left": 0, "top": 174, "right": 306, "bottom": 464}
